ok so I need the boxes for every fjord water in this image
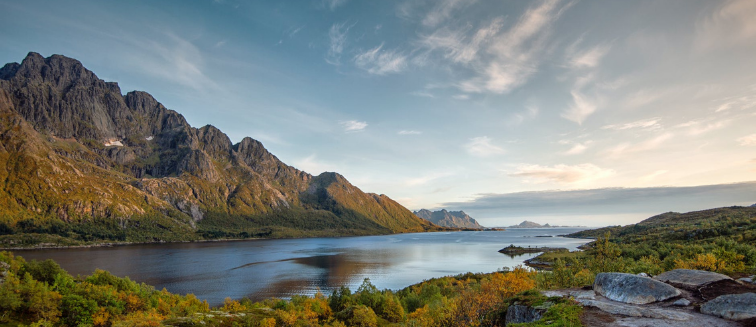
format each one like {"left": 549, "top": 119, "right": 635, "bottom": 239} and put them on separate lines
{"left": 18, "top": 229, "right": 590, "bottom": 306}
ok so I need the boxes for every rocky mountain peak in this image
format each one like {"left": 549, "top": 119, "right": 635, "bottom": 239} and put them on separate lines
{"left": 413, "top": 208, "right": 483, "bottom": 229}
{"left": 0, "top": 52, "right": 436, "bottom": 245}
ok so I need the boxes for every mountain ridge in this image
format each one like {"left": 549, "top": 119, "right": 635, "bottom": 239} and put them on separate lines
{"left": 0, "top": 52, "right": 437, "bottom": 246}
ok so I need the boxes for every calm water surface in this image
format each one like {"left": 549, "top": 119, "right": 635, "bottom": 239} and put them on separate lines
{"left": 17, "top": 228, "right": 590, "bottom": 306}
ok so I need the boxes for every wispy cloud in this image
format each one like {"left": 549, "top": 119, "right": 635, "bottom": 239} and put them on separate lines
{"left": 398, "top": 130, "right": 422, "bottom": 135}
{"left": 562, "top": 142, "right": 589, "bottom": 155}
{"left": 326, "top": 22, "right": 354, "bottom": 65}
{"left": 340, "top": 120, "right": 368, "bottom": 132}
{"left": 452, "top": 94, "right": 469, "bottom": 100}
{"left": 418, "top": 18, "right": 503, "bottom": 64}
{"left": 602, "top": 118, "right": 661, "bottom": 131}
{"left": 405, "top": 170, "right": 455, "bottom": 186}
{"left": 466, "top": 136, "right": 505, "bottom": 157}
{"left": 567, "top": 44, "right": 611, "bottom": 69}
{"left": 561, "top": 90, "right": 599, "bottom": 124}
{"left": 696, "top": 0, "right": 756, "bottom": 49}
{"left": 423, "top": 0, "right": 477, "bottom": 27}
{"left": 437, "top": 0, "right": 572, "bottom": 94}
{"left": 323, "top": 0, "right": 349, "bottom": 11}
{"left": 353, "top": 43, "right": 408, "bottom": 75}
{"left": 410, "top": 90, "right": 434, "bottom": 98}
{"left": 509, "top": 163, "right": 614, "bottom": 184}
{"left": 477, "top": 0, "right": 568, "bottom": 93}
{"left": 606, "top": 133, "right": 673, "bottom": 158}
{"left": 738, "top": 134, "right": 756, "bottom": 146}
{"left": 675, "top": 119, "right": 730, "bottom": 136}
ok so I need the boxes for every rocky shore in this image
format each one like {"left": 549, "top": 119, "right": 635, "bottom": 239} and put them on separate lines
{"left": 509, "top": 269, "right": 756, "bottom": 326}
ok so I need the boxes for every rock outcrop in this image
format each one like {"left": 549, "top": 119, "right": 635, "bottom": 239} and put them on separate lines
{"left": 593, "top": 273, "right": 681, "bottom": 304}
{"left": 700, "top": 293, "right": 756, "bottom": 321}
{"left": 654, "top": 269, "right": 732, "bottom": 290}
{"left": 504, "top": 304, "right": 546, "bottom": 325}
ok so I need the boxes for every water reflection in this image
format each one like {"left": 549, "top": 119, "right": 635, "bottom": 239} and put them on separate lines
{"left": 16, "top": 229, "right": 590, "bottom": 306}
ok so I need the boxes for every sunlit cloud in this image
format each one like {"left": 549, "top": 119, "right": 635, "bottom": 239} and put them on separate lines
{"left": 738, "top": 134, "right": 756, "bottom": 146}
{"left": 340, "top": 120, "right": 368, "bottom": 132}
{"left": 568, "top": 44, "right": 611, "bottom": 69}
{"left": 509, "top": 163, "right": 614, "bottom": 184}
{"left": 561, "top": 142, "right": 589, "bottom": 155}
{"left": 561, "top": 90, "right": 599, "bottom": 124}
{"left": 602, "top": 118, "right": 661, "bottom": 131}
{"left": 398, "top": 130, "right": 422, "bottom": 135}
{"left": 466, "top": 136, "right": 505, "bottom": 157}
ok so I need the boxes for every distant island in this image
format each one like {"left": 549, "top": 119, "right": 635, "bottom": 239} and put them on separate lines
{"left": 413, "top": 209, "right": 484, "bottom": 229}
{"left": 507, "top": 220, "right": 582, "bottom": 228}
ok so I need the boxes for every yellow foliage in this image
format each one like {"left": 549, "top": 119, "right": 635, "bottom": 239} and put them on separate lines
{"left": 112, "top": 309, "right": 165, "bottom": 327}
{"left": 221, "top": 297, "right": 246, "bottom": 313}
{"left": 125, "top": 294, "right": 144, "bottom": 313}
{"left": 258, "top": 317, "right": 276, "bottom": 327}
{"left": 93, "top": 307, "right": 111, "bottom": 327}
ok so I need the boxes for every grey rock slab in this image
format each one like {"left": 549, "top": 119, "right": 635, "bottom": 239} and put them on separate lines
{"left": 654, "top": 269, "right": 731, "bottom": 290}
{"left": 594, "top": 272, "right": 681, "bottom": 304}
{"left": 738, "top": 277, "right": 753, "bottom": 284}
{"left": 700, "top": 293, "right": 756, "bottom": 321}
{"left": 577, "top": 299, "right": 692, "bottom": 320}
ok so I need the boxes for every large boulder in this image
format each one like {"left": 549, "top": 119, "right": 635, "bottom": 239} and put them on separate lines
{"left": 594, "top": 272, "right": 681, "bottom": 304}
{"left": 700, "top": 293, "right": 756, "bottom": 321}
{"left": 505, "top": 304, "right": 545, "bottom": 325}
{"left": 654, "top": 269, "right": 731, "bottom": 290}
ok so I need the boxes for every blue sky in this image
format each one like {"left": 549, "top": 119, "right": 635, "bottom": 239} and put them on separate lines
{"left": 2, "top": 0, "right": 756, "bottom": 226}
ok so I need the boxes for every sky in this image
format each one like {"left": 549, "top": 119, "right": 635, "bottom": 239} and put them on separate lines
{"left": 1, "top": 0, "right": 755, "bottom": 227}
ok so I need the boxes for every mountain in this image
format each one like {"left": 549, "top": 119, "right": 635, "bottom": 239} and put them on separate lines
{"left": 0, "top": 52, "right": 437, "bottom": 246}
{"left": 413, "top": 209, "right": 483, "bottom": 229}
{"left": 509, "top": 221, "right": 544, "bottom": 228}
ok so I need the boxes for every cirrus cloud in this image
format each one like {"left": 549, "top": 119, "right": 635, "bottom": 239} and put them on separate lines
{"left": 509, "top": 163, "right": 614, "bottom": 184}
{"left": 465, "top": 136, "right": 506, "bottom": 157}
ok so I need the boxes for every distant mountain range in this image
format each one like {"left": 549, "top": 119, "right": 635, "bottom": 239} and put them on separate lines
{"left": 413, "top": 209, "right": 483, "bottom": 229}
{"left": 0, "top": 52, "right": 438, "bottom": 246}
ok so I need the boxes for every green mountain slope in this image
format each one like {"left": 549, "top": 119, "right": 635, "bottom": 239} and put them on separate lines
{"left": 0, "top": 52, "right": 437, "bottom": 247}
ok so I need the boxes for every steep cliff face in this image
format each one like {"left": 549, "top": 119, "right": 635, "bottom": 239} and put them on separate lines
{"left": 0, "top": 52, "right": 436, "bottom": 245}
{"left": 414, "top": 209, "right": 483, "bottom": 229}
